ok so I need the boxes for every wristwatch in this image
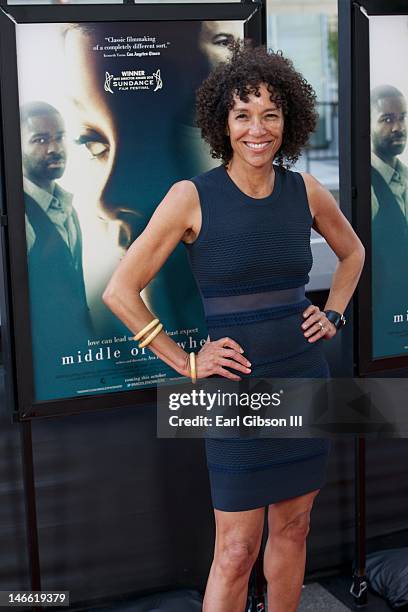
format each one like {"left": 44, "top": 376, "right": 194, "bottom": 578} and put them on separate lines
{"left": 324, "top": 310, "right": 346, "bottom": 331}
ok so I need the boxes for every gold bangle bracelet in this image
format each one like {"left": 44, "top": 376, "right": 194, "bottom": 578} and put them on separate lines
{"left": 138, "top": 323, "right": 163, "bottom": 348}
{"left": 133, "top": 318, "right": 160, "bottom": 341}
{"left": 189, "top": 351, "right": 197, "bottom": 384}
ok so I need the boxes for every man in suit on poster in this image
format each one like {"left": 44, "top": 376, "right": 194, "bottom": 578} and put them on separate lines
{"left": 20, "top": 102, "right": 92, "bottom": 395}
{"left": 370, "top": 85, "right": 408, "bottom": 356}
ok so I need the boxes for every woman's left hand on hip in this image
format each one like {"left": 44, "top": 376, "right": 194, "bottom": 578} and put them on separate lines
{"left": 301, "top": 304, "right": 336, "bottom": 342}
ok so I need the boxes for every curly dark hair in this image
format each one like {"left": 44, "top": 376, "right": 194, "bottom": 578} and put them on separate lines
{"left": 196, "top": 43, "right": 317, "bottom": 167}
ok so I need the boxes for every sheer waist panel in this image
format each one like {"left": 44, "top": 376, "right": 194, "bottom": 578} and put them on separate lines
{"left": 203, "top": 286, "right": 306, "bottom": 317}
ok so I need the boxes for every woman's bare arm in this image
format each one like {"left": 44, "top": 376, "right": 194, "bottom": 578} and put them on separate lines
{"left": 103, "top": 180, "right": 250, "bottom": 380}
{"left": 301, "top": 172, "right": 365, "bottom": 341}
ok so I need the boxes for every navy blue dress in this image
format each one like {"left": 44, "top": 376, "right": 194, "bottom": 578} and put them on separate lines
{"left": 185, "top": 164, "right": 331, "bottom": 512}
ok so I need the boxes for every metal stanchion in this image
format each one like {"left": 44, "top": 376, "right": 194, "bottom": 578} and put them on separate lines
{"left": 247, "top": 555, "right": 266, "bottom": 611}
{"left": 247, "top": 508, "right": 267, "bottom": 611}
{"left": 350, "top": 435, "right": 368, "bottom": 607}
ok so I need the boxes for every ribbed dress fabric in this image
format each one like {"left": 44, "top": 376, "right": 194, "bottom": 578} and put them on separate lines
{"left": 185, "top": 164, "right": 331, "bottom": 512}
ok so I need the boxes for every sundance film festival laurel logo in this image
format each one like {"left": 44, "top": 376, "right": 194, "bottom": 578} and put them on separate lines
{"left": 104, "top": 69, "right": 163, "bottom": 94}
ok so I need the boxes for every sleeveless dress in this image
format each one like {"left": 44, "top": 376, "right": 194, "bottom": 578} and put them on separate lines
{"left": 185, "top": 164, "right": 331, "bottom": 512}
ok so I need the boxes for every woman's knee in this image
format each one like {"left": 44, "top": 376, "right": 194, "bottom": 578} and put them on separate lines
{"left": 215, "top": 540, "right": 259, "bottom": 581}
{"left": 212, "top": 507, "right": 264, "bottom": 582}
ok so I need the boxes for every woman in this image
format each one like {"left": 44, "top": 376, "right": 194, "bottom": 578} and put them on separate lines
{"left": 104, "top": 45, "right": 364, "bottom": 612}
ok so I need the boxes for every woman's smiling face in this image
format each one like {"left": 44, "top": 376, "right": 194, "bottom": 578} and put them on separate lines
{"left": 227, "top": 83, "right": 284, "bottom": 168}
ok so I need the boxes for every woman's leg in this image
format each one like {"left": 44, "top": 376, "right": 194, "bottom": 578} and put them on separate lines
{"left": 263, "top": 489, "right": 320, "bottom": 612}
{"left": 203, "top": 506, "right": 264, "bottom": 612}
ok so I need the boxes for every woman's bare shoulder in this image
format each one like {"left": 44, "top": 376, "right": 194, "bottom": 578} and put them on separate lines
{"left": 161, "top": 180, "right": 201, "bottom": 243}
{"left": 299, "top": 171, "right": 322, "bottom": 193}
{"left": 166, "top": 179, "right": 199, "bottom": 203}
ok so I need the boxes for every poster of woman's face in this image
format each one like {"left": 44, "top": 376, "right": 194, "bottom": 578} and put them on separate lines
{"left": 16, "top": 20, "right": 243, "bottom": 401}
{"left": 369, "top": 15, "right": 408, "bottom": 360}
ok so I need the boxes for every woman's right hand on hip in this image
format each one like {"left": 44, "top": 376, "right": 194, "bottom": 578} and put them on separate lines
{"left": 196, "top": 337, "right": 251, "bottom": 380}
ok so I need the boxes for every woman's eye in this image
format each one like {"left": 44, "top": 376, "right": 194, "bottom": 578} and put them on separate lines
{"left": 84, "top": 141, "right": 109, "bottom": 158}
{"left": 75, "top": 132, "right": 109, "bottom": 159}
{"left": 235, "top": 114, "right": 247, "bottom": 120}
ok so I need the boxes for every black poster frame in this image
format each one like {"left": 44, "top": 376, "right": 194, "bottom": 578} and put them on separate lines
{"left": 346, "top": 0, "right": 408, "bottom": 375}
{"left": 0, "top": 1, "right": 263, "bottom": 421}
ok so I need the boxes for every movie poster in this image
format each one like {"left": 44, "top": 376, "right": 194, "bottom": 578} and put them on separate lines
{"left": 16, "top": 20, "right": 244, "bottom": 401}
{"left": 369, "top": 15, "right": 408, "bottom": 359}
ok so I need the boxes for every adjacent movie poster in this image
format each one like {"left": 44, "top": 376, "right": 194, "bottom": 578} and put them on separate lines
{"left": 369, "top": 15, "right": 408, "bottom": 359}
{"left": 16, "top": 20, "right": 244, "bottom": 400}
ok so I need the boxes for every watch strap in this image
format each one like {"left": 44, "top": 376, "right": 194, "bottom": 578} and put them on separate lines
{"left": 324, "top": 310, "right": 346, "bottom": 330}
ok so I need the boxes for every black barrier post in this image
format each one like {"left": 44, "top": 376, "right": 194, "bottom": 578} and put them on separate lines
{"left": 350, "top": 0, "right": 368, "bottom": 605}
{"left": 339, "top": 0, "right": 369, "bottom": 607}
{"left": 247, "top": 508, "right": 267, "bottom": 611}
{"left": 247, "top": 553, "right": 266, "bottom": 611}
{"left": 20, "top": 420, "right": 42, "bottom": 612}
{"left": 350, "top": 436, "right": 368, "bottom": 607}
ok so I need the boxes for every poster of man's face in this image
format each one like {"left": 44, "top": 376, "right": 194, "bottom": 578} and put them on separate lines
{"left": 21, "top": 109, "right": 67, "bottom": 186}
{"left": 369, "top": 15, "right": 408, "bottom": 360}
{"left": 16, "top": 20, "right": 244, "bottom": 401}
